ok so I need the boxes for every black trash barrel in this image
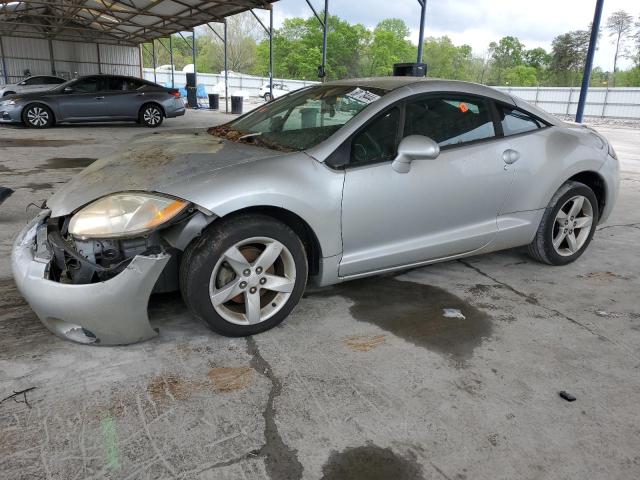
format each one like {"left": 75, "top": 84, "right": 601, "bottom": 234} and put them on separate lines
{"left": 208, "top": 93, "right": 219, "bottom": 110}
{"left": 231, "top": 96, "right": 243, "bottom": 115}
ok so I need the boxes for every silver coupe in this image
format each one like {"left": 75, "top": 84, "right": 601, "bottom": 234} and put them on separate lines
{"left": 12, "top": 77, "right": 619, "bottom": 345}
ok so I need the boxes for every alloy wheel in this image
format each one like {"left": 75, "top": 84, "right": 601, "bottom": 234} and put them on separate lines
{"left": 209, "top": 237, "right": 296, "bottom": 325}
{"left": 27, "top": 106, "right": 49, "bottom": 127}
{"left": 552, "top": 195, "right": 594, "bottom": 256}
{"left": 143, "top": 107, "right": 161, "bottom": 126}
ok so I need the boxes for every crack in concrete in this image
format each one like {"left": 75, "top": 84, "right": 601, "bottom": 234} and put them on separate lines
{"left": 596, "top": 223, "right": 640, "bottom": 231}
{"left": 457, "top": 259, "right": 612, "bottom": 343}
{"left": 246, "top": 336, "right": 304, "bottom": 480}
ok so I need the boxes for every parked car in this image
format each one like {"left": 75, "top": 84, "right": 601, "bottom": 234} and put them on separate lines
{"left": 12, "top": 77, "right": 619, "bottom": 345}
{"left": 0, "top": 74, "right": 185, "bottom": 128}
{"left": 0, "top": 75, "right": 66, "bottom": 97}
{"left": 258, "top": 82, "right": 289, "bottom": 101}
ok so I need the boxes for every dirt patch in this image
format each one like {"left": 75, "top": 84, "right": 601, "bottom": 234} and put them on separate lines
{"left": 321, "top": 444, "right": 424, "bottom": 480}
{"left": 343, "top": 334, "right": 386, "bottom": 352}
{"left": 44, "top": 157, "right": 97, "bottom": 169}
{"left": 313, "top": 277, "right": 493, "bottom": 365}
{"left": 0, "top": 139, "right": 91, "bottom": 148}
{"left": 147, "top": 374, "right": 198, "bottom": 402}
{"left": 578, "top": 271, "right": 629, "bottom": 281}
{"left": 207, "top": 367, "right": 253, "bottom": 392}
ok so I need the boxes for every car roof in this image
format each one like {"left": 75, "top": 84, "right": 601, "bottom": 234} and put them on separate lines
{"left": 324, "top": 76, "right": 515, "bottom": 104}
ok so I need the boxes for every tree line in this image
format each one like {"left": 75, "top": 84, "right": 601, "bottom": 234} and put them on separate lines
{"left": 142, "top": 9, "right": 640, "bottom": 87}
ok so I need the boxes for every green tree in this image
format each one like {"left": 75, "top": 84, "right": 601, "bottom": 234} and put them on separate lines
{"left": 488, "top": 36, "right": 525, "bottom": 84}
{"left": 422, "top": 36, "right": 475, "bottom": 80}
{"left": 255, "top": 14, "right": 370, "bottom": 80}
{"left": 605, "top": 10, "right": 634, "bottom": 86}
{"left": 549, "top": 29, "right": 590, "bottom": 86}
{"left": 504, "top": 65, "right": 538, "bottom": 86}
{"left": 365, "top": 19, "right": 415, "bottom": 76}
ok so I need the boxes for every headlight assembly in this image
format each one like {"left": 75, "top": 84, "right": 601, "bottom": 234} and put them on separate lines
{"left": 68, "top": 192, "right": 188, "bottom": 239}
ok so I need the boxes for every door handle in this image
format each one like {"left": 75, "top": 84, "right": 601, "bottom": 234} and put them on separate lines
{"left": 94, "top": 96, "right": 105, "bottom": 100}
{"left": 502, "top": 149, "right": 520, "bottom": 165}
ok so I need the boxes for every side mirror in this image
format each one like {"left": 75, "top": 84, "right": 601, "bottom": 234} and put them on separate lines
{"left": 392, "top": 135, "right": 440, "bottom": 173}
{"left": 63, "top": 86, "right": 74, "bottom": 93}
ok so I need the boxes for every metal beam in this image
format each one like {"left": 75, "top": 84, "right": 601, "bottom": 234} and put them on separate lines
{"left": 192, "top": 29, "right": 197, "bottom": 91}
{"left": 269, "top": 7, "right": 273, "bottom": 97}
{"left": 169, "top": 35, "right": 174, "bottom": 88}
{"left": 96, "top": 43, "right": 102, "bottom": 74}
{"left": 416, "top": 0, "right": 426, "bottom": 63}
{"left": 576, "top": 0, "right": 604, "bottom": 123}
{"left": 0, "top": 36, "right": 8, "bottom": 84}
{"left": 304, "top": 0, "right": 328, "bottom": 80}
{"left": 224, "top": 19, "right": 228, "bottom": 113}
{"left": 151, "top": 40, "right": 156, "bottom": 83}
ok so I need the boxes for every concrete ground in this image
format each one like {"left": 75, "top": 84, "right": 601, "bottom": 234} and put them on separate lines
{"left": 1, "top": 111, "right": 639, "bottom": 480}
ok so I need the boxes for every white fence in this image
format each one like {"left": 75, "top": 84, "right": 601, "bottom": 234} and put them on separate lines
{"left": 142, "top": 68, "right": 318, "bottom": 98}
{"left": 494, "top": 86, "right": 640, "bottom": 120}
{"left": 140, "top": 69, "right": 640, "bottom": 119}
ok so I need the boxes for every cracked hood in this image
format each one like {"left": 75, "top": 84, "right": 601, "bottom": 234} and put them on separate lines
{"left": 46, "top": 130, "right": 282, "bottom": 217}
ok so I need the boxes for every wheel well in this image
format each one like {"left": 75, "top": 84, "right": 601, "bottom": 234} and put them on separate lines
{"left": 567, "top": 171, "right": 606, "bottom": 217}
{"left": 217, "top": 206, "right": 322, "bottom": 275}
{"left": 3, "top": 91, "right": 15, "bottom": 96}
{"left": 22, "top": 102, "right": 56, "bottom": 124}
{"left": 140, "top": 102, "right": 165, "bottom": 118}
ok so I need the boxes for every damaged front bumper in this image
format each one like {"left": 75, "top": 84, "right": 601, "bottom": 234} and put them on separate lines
{"left": 11, "top": 210, "right": 170, "bottom": 345}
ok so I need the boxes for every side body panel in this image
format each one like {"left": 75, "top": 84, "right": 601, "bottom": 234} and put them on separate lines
{"left": 340, "top": 139, "right": 514, "bottom": 276}
{"left": 159, "top": 153, "right": 345, "bottom": 258}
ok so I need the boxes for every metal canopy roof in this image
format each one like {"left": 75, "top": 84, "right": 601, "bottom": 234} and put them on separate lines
{"left": 0, "top": 0, "right": 278, "bottom": 45}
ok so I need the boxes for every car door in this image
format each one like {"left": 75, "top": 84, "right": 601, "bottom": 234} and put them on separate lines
{"left": 17, "top": 76, "right": 55, "bottom": 93}
{"left": 339, "top": 93, "right": 514, "bottom": 277}
{"left": 492, "top": 104, "right": 552, "bottom": 214}
{"left": 57, "top": 76, "right": 110, "bottom": 119}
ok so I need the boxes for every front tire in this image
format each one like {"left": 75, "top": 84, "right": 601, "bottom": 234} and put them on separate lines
{"left": 264, "top": 93, "right": 273, "bottom": 102}
{"left": 527, "top": 181, "right": 599, "bottom": 265}
{"left": 22, "top": 104, "right": 54, "bottom": 128}
{"left": 180, "top": 214, "right": 308, "bottom": 336}
{"left": 139, "top": 103, "right": 163, "bottom": 128}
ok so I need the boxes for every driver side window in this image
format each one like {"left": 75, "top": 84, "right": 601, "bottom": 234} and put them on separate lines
{"left": 73, "top": 77, "right": 101, "bottom": 93}
{"left": 350, "top": 107, "right": 400, "bottom": 166}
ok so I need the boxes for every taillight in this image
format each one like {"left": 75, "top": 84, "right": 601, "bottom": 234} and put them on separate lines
{"left": 169, "top": 89, "right": 180, "bottom": 98}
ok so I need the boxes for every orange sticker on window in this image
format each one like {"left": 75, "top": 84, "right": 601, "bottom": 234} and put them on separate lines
{"left": 459, "top": 102, "right": 469, "bottom": 113}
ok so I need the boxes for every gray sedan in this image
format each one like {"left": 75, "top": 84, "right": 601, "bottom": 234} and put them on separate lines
{"left": 0, "top": 74, "right": 185, "bottom": 128}
{"left": 12, "top": 77, "right": 619, "bottom": 345}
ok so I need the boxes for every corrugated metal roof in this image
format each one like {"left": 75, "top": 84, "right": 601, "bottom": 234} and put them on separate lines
{"left": 0, "top": 0, "right": 278, "bottom": 45}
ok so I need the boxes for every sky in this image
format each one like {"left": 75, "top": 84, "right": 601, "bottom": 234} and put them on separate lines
{"left": 262, "top": 0, "right": 640, "bottom": 71}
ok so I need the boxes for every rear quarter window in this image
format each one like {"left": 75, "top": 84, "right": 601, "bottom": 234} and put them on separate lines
{"left": 500, "top": 107, "right": 543, "bottom": 136}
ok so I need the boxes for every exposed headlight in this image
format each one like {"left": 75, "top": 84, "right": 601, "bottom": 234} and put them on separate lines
{"left": 0, "top": 99, "right": 16, "bottom": 106}
{"left": 68, "top": 192, "right": 188, "bottom": 239}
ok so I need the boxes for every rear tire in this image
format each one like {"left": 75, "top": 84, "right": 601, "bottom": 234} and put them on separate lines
{"left": 264, "top": 93, "right": 273, "bottom": 102}
{"left": 139, "top": 103, "right": 163, "bottom": 128}
{"left": 22, "top": 103, "right": 54, "bottom": 128}
{"left": 527, "top": 181, "right": 599, "bottom": 265}
{"left": 180, "top": 214, "right": 308, "bottom": 336}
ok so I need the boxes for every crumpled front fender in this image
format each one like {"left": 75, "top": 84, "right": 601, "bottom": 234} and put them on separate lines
{"left": 11, "top": 211, "right": 170, "bottom": 345}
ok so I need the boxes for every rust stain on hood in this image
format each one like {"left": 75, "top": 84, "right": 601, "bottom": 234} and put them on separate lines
{"left": 46, "top": 130, "right": 281, "bottom": 217}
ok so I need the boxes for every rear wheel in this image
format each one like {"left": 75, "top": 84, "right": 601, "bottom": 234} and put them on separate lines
{"left": 180, "top": 214, "right": 308, "bottom": 336}
{"left": 22, "top": 104, "right": 54, "bottom": 128}
{"left": 527, "top": 181, "right": 599, "bottom": 265}
{"left": 139, "top": 103, "right": 163, "bottom": 127}
{"left": 264, "top": 92, "right": 273, "bottom": 102}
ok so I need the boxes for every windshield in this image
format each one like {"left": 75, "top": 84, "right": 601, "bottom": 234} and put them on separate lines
{"left": 209, "top": 85, "right": 388, "bottom": 151}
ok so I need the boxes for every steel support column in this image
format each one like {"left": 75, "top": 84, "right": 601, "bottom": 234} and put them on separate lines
{"left": 192, "top": 28, "right": 197, "bottom": 88}
{"left": 169, "top": 35, "right": 174, "bottom": 88}
{"left": 0, "top": 36, "right": 8, "bottom": 84}
{"left": 97, "top": 43, "right": 102, "bottom": 74}
{"left": 305, "top": 0, "right": 328, "bottom": 80}
{"left": 48, "top": 39, "right": 56, "bottom": 75}
{"left": 269, "top": 7, "right": 273, "bottom": 97}
{"left": 416, "top": 0, "right": 427, "bottom": 63}
{"left": 224, "top": 20, "right": 229, "bottom": 113}
{"left": 576, "top": 0, "right": 604, "bottom": 123}
{"left": 151, "top": 40, "right": 156, "bottom": 83}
